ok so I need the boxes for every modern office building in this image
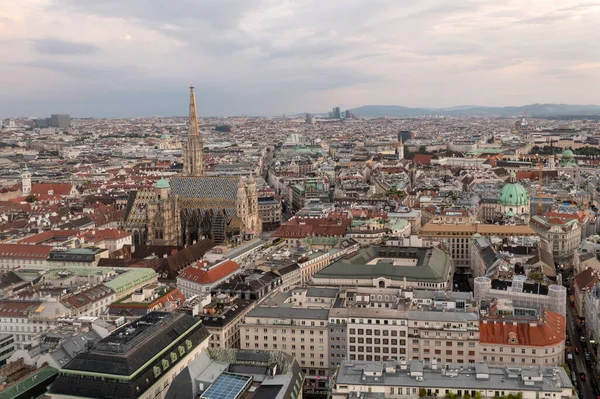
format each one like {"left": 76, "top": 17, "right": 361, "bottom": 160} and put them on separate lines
{"left": 50, "top": 114, "right": 70, "bottom": 129}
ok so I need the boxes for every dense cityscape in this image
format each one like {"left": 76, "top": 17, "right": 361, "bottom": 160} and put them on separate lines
{"left": 0, "top": 84, "right": 599, "bottom": 399}
{"left": 2, "top": 0, "right": 600, "bottom": 397}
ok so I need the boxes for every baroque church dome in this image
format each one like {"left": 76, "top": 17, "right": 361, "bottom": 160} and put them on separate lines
{"left": 562, "top": 149, "right": 574, "bottom": 159}
{"left": 499, "top": 172, "right": 529, "bottom": 207}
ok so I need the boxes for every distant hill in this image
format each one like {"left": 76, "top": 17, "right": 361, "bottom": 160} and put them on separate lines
{"left": 347, "top": 104, "right": 600, "bottom": 117}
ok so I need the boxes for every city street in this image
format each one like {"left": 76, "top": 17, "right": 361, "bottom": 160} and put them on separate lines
{"left": 566, "top": 304, "right": 597, "bottom": 398}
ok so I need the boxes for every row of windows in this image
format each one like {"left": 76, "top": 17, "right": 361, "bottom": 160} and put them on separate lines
{"left": 482, "top": 355, "right": 560, "bottom": 365}
{"left": 349, "top": 318, "right": 407, "bottom": 326}
{"left": 349, "top": 328, "right": 406, "bottom": 336}
{"left": 349, "top": 338, "right": 406, "bottom": 345}
{"left": 482, "top": 346, "right": 557, "bottom": 355}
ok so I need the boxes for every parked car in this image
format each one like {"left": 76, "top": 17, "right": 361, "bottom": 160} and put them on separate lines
{"left": 575, "top": 347, "right": 580, "bottom": 354}
{"left": 581, "top": 335, "right": 586, "bottom": 342}
{"left": 580, "top": 372, "right": 587, "bottom": 382}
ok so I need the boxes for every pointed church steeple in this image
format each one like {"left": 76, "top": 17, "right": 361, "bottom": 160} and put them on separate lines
{"left": 182, "top": 83, "right": 205, "bottom": 176}
{"left": 188, "top": 83, "right": 200, "bottom": 137}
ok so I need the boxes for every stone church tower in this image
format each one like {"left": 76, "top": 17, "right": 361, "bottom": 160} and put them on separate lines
{"left": 21, "top": 164, "right": 31, "bottom": 195}
{"left": 182, "top": 83, "right": 205, "bottom": 177}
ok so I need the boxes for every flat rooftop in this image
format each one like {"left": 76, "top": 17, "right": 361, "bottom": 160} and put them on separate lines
{"left": 336, "top": 361, "right": 572, "bottom": 393}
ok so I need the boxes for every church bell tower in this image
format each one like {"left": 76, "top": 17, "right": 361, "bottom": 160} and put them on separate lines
{"left": 182, "top": 83, "right": 205, "bottom": 177}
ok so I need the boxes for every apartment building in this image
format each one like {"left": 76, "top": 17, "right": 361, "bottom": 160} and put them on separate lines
{"left": 176, "top": 259, "right": 240, "bottom": 299}
{"left": 0, "top": 244, "right": 52, "bottom": 271}
{"left": 62, "top": 284, "right": 116, "bottom": 317}
{"left": 479, "top": 307, "right": 565, "bottom": 366}
{"left": 257, "top": 195, "right": 282, "bottom": 231}
{"left": 242, "top": 307, "right": 331, "bottom": 388}
{"left": 0, "top": 300, "right": 71, "bottom": 350}
{"left": 407, "top": 311, "right": 480, "bottom": 364}
{"left": 201, "top": 298, "right": 255, "bottom": 349}
{"left": 530, "top": 215, "right": 581, "bottom": 266}
{"left": 419, "top": 223, "right": 536, "bottom": 270}
{"left": 297, "top": 250, "right": 331, "bottom": 285}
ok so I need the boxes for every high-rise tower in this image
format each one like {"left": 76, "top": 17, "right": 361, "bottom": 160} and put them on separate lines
{"left": 182, "top": 84, "right": 205, "bottom": 177}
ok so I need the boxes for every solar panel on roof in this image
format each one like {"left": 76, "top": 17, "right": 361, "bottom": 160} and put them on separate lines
{"left": 200, "top": 372, "right": 252, "bottom": 399}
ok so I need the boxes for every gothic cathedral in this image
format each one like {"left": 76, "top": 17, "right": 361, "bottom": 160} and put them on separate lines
{"left": 124, "top": 85, "right": 262, "bottom": 246}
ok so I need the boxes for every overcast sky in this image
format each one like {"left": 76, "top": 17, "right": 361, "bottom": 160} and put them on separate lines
{"left": 1, "top": 0, "right": 600, "bottom": 117}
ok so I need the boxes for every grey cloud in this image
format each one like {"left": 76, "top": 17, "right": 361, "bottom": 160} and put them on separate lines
{"left": 25, "top": 60, "right": 136, "bottom": 79}
{"left": 50, "top": 0, "right": 264, "bottom": 30}
{"left": 422, "top": 41, "right": 484, "bottom": 56}
{"left": 32, "top": 37, "right": 101, "bottom": 55}
{"left": 2, "top": 0, "right": 597, "bottom": 117}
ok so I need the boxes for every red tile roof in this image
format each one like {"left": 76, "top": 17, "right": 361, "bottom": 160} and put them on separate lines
{"left": 31, "top": 183, "right": 75, "bottom": 196}
{"left": 178, "top": 260, "right": 240, "bottom": 285}
{"left": 17, "top": 230, "right": 80, "bottom": 245}
{"left": 479, "top": 310, "right": 565, "bottom": 347}
{"left": 574, "top": 267, "right": 600, "bottom": 292}
{"left": 108, "top": 287, "right": 186, "bottom": 310}
{"left": 63, "top": 284, "right": 114, "bottom": 309}
{"left": 77, "top": 228, "right": 131, "bottom": 243}
{"left": 0, "top": 244, "right": 53, "bottom": 259}
{"left": 0, "top": 300, "right": 44, "bottom": 316}
{"left": 412, "top": 154, "right": 432, "bottom": 165}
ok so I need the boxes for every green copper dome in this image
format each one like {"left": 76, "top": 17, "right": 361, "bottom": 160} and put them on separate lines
{"left": 499, "top": 173, "right": 529, "bottom": 207}
{"left": 155, "top": 177, "right": 170, "bottom": 189}
{"left": 562, "top": 149, "right": 574, "bottom": 159}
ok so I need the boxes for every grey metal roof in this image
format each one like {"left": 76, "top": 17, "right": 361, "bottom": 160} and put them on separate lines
{"left": 335, "top": 361, "right": 572, "bottom": 393}
{"left": 314, "top": 246, "right": 451, "bottom": 283}
{"left": 306, "top": 287, "right": 338, "bottom": 298}
{"left": 407, "top": 311, "right": 479, "bottom": 322}
{"left": 246, "top": 306, "right": 330, "bottom": 320}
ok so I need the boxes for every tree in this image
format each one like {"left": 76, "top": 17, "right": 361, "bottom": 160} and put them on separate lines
{"left": 515, "top": 393, "right": 523, "bottom": 399}
{"left": 419, "top": 388, "right": 427, "bottom": 398}
{"left": 473, "top": 393, "right": 483, "bottom": 399}
{"left": 463, "top": 392, "right": 471, "bottom": 399}
{"left": 25, "top": 194, "right": 37, "bottom": 203}
{"left": 418, "top": 145, "right": 428, "bottom": 154}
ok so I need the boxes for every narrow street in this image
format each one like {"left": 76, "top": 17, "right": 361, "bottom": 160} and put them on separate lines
{"left": 566, "top": 303, "right": 597, "bottom": 398}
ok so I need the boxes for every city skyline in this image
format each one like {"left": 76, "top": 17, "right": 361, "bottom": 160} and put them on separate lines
{"left": 1, "top": 1, "right": 600, "bottom": 117}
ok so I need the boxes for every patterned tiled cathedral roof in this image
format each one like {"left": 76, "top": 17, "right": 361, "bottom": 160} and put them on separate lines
{"left": 169, "top": 176, "right": 239, "bottom": 200}
{"left": 124, "top": 177, "right": 243, "bottom": 227}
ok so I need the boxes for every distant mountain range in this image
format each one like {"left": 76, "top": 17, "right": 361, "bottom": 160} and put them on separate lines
{"left": 343, "top": 104, "right": 600, "bottom": 117}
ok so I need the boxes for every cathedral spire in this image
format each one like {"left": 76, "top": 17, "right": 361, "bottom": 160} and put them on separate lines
{"left": 182, "top": 83, "right": 205, "bottom": 176}
{"left": 188, "top": 83, "right": 200, "bottom": 137}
